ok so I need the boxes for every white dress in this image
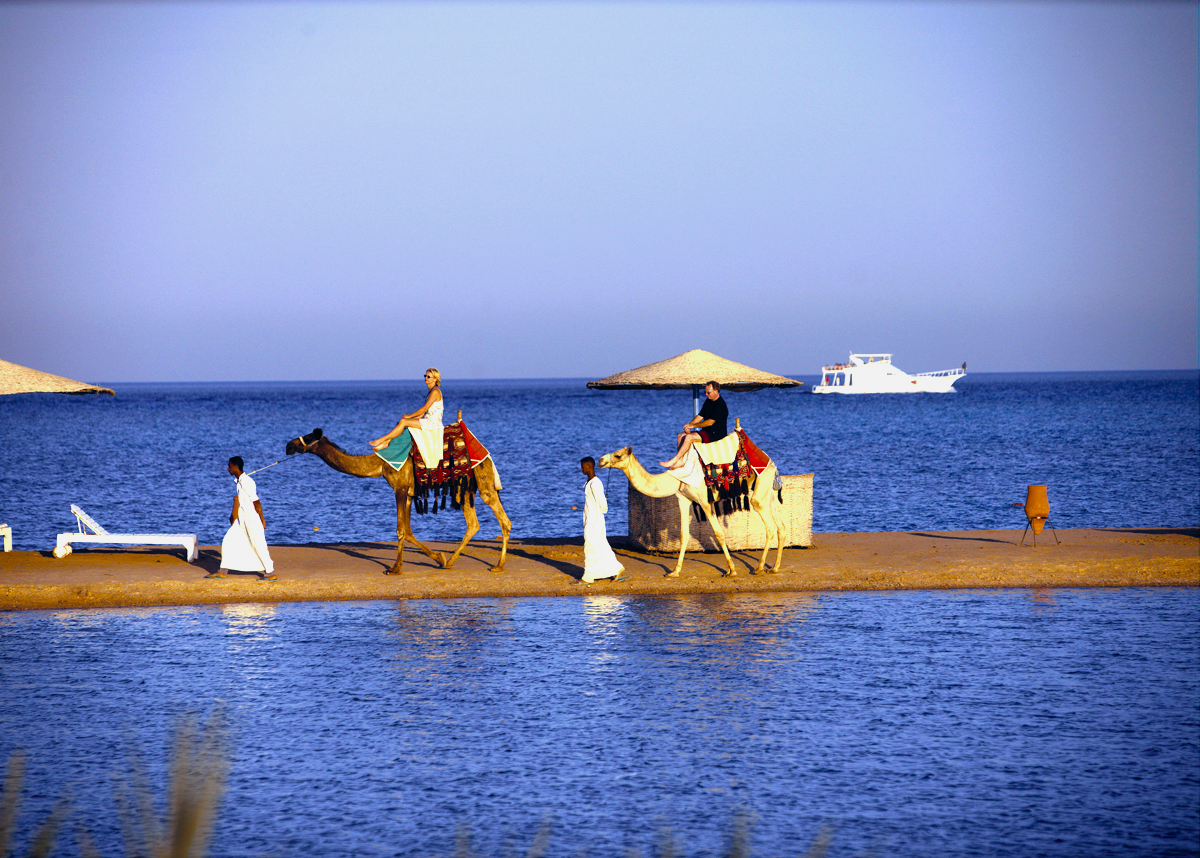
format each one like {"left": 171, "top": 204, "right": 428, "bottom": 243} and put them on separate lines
{"left": 419, "top": 396, "right": 444, "bottom": 431}
{"left": 411, "top": 394, "right": 445, "bottom": 466}
{"left": 582, "top": 476, "right": 624, "bottom": 583}
{"left": 219, "top": 474, "right": 274, "bottom": 574}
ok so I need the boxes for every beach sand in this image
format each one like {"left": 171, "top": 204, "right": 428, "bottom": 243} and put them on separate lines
{"left": 0, "top": 527, "right": 1195, "bottom": 611}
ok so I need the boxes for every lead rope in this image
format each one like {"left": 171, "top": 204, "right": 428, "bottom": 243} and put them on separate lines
{"left": 247, "top": 454, "right": 301, "bottom": 476}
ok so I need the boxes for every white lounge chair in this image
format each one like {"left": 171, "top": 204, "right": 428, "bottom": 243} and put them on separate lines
{"left": 0, "top": 523, "right": 11, "bottom": 552}
{"left": 53, "top": 505, "right": 198, "bottom": 562}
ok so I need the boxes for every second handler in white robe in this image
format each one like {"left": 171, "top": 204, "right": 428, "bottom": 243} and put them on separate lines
{"left": 582, "top": 475, "right": 624, "bottom": 583}
{"left": 219, "top": 471, "right": 274, "bottom": 575}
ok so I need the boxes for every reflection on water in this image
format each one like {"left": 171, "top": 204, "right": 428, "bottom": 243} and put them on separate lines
{"left": 0, "top": 590, "right": 1196, "bottom": 858}
{"left": 582, "top": 596, "right": 622, "bottom": 666}
{"left": 221, "top": 602, "right": 278, "bottom": 637}
{"left": 1027, "top": 588, "right": 1058, "bottom": 612}
{"left": 581, "top": 594, "right": 622, "bottom": 624}
{"left": 388, "top": 600, "right": 516, "bottom": 673}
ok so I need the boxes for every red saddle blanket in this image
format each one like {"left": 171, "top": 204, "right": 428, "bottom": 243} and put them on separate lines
{"left": 700, "top": 429, "right": 771, "bottom": 513}
{"left": 738, "top": 430, "right": 771, "bottom": 475}
{"left": 412, "top": 422, "right": 490, "bottom": 514}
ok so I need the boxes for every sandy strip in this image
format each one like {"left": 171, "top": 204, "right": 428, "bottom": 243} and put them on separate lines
{"left": 0, "top": 528, "right": 1195, "bottom": 611}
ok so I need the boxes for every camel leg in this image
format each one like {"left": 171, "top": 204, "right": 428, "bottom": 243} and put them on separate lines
{"left": 477, "top": 477, "right": 512, "bottom": 572}
{"left": 668, "top": 495, "right": 689, "bottom": 577}
{"left": 767, "top": 468, "right": 788, "bottom": 572}
{"left": 386, "top": 490, "right": 446, "bottom": 574}
{"left": 751, "top": 495, "right": 788, "bottom": 574}
{"left": 748, "top": 472, "right": 779, "bottom": 574}
{"left": 703, "top": 503, "right": 738, "bottom": 577}
{"left": 387, "top": 491, "right": 410, "bottom": 575}
{"left": 773, "top": 497, "right": 788, "bottom": 571}
{"left": 749, "top": 493, "right": 773, "bottom": 575}
{"left": 443, "top": 498, "right": 480, "bottom": 570}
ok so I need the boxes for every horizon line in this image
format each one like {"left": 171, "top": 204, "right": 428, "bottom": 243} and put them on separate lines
{"left": 63, "top": 368, "right": 1200, "bottom": 387}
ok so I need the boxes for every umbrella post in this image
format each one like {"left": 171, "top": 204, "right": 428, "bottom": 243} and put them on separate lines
{"left": 692, "top": 384, "right": 702, "bottom": 417}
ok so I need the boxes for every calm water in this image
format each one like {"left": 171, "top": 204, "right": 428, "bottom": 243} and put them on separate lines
{"left": 1, "top": 589, "right": 1197, "bottom": 857}
{"left": 0, "top": 372, "right": 1196, "bottom": 550}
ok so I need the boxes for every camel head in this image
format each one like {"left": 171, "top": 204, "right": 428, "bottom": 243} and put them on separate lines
{"left": 285, "top": 428, "right": 324, "bottom": 455}
{"left": 598, "top": 447, "right": 633, "bottom": 471}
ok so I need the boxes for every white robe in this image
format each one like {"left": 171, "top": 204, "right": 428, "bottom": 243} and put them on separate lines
{"left": 582, "top": 476, "right": 624, "bottom": 583}
{"left": 220, "top": 474, "right": 274, "bottom": 573}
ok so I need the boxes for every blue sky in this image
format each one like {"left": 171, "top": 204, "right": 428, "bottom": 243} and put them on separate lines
{"left": 1, "top": 1, "right": 1196, "bottom": 382}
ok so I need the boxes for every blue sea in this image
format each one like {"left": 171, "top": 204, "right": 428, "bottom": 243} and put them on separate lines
{"left": 1, "top": 372, "right": 1198, "bottom": 857}
{"left": 0, "top": 372, "right": 1196, "bottom": 549}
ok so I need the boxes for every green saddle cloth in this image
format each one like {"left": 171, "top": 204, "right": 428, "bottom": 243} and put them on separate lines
{"left": 374, "top": 430, "right": 413, "bottom": 470}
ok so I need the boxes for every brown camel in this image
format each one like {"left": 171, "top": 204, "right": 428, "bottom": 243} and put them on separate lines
{"left": 285, "top": 428, "right": 511, "bottom": 574}
{"left": 597, "top": 446, "right": 787, "bottom": 578}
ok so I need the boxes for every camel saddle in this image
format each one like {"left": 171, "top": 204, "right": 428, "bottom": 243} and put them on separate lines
{"left": 694, "top": 429, "right": 772, "bottom": 515}
{"left": 412, "top": 422, "right": 490, "bottom": 514}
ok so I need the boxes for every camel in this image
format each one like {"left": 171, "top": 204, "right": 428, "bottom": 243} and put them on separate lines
{"left": 284, "top": 428, "right": 511, "bottom": 575}
{"left": 597, "top": 446, "right": 787, "bottom": 578}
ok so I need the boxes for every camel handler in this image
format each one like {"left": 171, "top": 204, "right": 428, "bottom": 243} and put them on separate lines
{"left": 579, "top": 457, "right": 625, "bottom": 584}
{"left": 207, "top": 456, "right": 277, "bottom": 581}
{"left": 660, "top": 380, "right": 728, "bottom": 470}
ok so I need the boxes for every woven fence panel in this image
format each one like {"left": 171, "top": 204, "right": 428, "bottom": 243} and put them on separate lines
{"left": 627, "top": 474, "right": 812, "bottom": 552}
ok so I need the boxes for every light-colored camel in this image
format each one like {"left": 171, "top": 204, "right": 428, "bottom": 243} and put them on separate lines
{"left": 285, "top": 428, "right": 511, "bottom": 575}
{"left": 597, "top": 446, "right": 787, "bottom": 578}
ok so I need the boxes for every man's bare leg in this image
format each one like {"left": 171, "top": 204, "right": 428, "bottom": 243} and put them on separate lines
{"left": 661, "top": 432, "right": 700, "bottom": 469}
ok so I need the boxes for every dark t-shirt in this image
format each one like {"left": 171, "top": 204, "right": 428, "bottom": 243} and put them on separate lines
{"left": 699, "top": 396, "right": 728, "bottom": 441}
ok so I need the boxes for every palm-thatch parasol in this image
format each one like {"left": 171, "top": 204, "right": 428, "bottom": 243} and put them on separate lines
{"left": 587, "top": 349, "right": 800, "bottom": 414}
{"left": 0, "top": 358, "right": 115, "bottom": 396}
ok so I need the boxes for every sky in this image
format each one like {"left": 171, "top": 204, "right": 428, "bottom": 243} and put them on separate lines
{"left": 1, "top": 1, "right": 1196, "bottom": 382}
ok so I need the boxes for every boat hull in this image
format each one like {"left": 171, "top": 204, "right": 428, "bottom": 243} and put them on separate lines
{"left": 812, "top": 374, "right": 962, "bottom": 394}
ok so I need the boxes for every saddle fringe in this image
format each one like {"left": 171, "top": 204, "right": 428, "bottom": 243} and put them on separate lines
{"left": 691, "top": 483, "right": 752, "bottom": 521}
{"left": 414, "top": 474, "right": 477, "bottom": 515}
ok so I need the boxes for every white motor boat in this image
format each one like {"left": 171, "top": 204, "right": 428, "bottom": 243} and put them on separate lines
{"left": 813, "top": 353, "right": 965, "bottom": 394}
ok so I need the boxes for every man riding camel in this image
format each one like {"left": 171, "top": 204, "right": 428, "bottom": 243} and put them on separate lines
{"left": 660, "top": 380, "right": 728, "bottom": 470}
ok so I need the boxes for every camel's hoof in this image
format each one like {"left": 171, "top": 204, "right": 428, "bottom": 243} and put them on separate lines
{"left": 665, "top": 570, "right": 680, "bottom": 578}
{"left": 435, "top": 552, "right": 450, "bottom": 568}
{"left": 383, "top": 569, "right": 401, "bottom": 576}
{"left": 488, "top": 565, "right": 505, "bottom": 573}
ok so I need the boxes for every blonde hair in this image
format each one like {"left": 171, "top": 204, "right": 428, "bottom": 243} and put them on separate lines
{"left": 425, "top": 367, "right": 441, "bottom": 388}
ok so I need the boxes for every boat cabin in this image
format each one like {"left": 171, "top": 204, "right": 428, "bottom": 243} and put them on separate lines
{"left": 820, "top": 354, "right": 893, "bottom": 389}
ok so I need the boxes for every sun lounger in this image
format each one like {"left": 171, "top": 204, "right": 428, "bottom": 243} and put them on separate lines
{"left": 53, "top": 505, "right": 198, "bottom": 562}
{"left": 0, "top": 523, "right": 11, "bottom": 552}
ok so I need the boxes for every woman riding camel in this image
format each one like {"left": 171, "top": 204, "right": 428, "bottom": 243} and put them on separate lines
{"left": 370, "top": 367, "right": 444, "bottom": 452}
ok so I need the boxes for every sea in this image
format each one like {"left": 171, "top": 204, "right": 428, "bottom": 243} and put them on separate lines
{"left": 0, "top": 371, "right": 1197, "bottom": 548}
{"left": 1, "top": 372, "right": 1198, "bottom": 857}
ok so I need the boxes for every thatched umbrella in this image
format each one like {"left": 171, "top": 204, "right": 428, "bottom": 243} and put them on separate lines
{"left": 0, "top": 358, "right": 115, "bottom": 396}
{"left": 588, "top": 349, "right": 800, "bottom": 415}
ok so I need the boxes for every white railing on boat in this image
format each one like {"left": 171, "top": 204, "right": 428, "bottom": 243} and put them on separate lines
{"left": 913, "top": 368, "right": 965, "bottom": 378}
